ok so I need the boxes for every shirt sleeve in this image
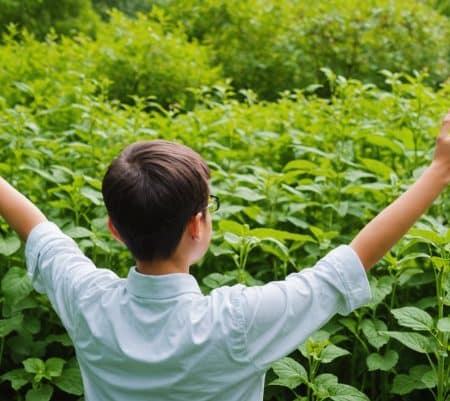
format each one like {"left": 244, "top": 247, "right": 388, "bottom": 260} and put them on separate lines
{"left": 25, "top": 221, "right": 119, "bottom": 335}
{"left": 238, "top": 245, "right": 372, "bottom": 371}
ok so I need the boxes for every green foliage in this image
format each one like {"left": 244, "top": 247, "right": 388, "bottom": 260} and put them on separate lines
{"left": 92, "top": 0, "right": 154, "bottom": 18}
{"left": 0, "top": 0, "right": 98, "bottom": 39}
{"left": 163, "top": 0, "right": 450, "bottom": 99}
{"left": 270, "top": 331, "right": 369, "bottom": 400}
{"left": 0, "top": 11, "right": 221, "bottom": 111}
{"left": 0, "top": 4, "right": 449, "bottom": 399}
{"left": 93, "top": 10, "right": 221, "bottom": 107}
{"left": 0, "top": 67, "right": 448, "bottom": 399}
{"left": 424, "top": 0, "right": 450, "bottom": 16}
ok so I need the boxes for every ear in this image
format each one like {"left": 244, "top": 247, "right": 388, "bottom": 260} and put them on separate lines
{"left": 187, "top": 212, "right": 202, "bottom": 240}
{"left": 107, "top": 217, "right": 124, "bottom": 243}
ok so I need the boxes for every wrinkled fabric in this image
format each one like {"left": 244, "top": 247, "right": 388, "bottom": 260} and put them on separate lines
{"left": 26, "top": 221, "right": 371, "bottom": 401}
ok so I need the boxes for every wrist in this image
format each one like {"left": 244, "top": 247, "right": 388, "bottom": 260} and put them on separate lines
{"left": 427, "top": 161, "right": 449, "bottom": 189}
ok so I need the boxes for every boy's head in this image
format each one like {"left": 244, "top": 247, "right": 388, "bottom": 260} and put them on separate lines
{"left": 102, "top": 140, "right": 210, "bottom": 262}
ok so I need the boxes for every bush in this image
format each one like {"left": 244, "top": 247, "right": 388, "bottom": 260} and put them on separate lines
{"left": 92, "top": 0, "right": 153, "bottom": 19}
{"left": 0, "top": 30, "right": 99, "bottom": 131}
{"left": 423, "top": 0, "right": 450, "bottom": 16}
{"left": 0, "top": 0, "right": 98, "bottom": 39}
{"left": 0, "top": 11, "right": 221, "bottom": 111}
{"left": 92, "top": 10, "right": 221, "bottom": 107}
{"left": 163, "top": 0, "right": 450, "bottom": 99}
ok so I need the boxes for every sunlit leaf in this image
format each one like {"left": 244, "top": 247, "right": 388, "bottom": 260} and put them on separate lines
{"left": 1, "top": 267, "right": 33, "bottom": 304}
{"left": 319, "top": 344, "right": 350, "bottom": 363}
{"left": 437, "top": 317, "right": 450, "bottom": 332}
{"left": 327, "top": 383, "right": 370, "bottom": 401}
{"left": 270, "top": 357, "right": 307, "bottom": 389}
{"left": 391, "top": 307, "right": 433, "bottom": 331}
{"left": 381, "top": 331, "right": 436, "bottom": 353}
{"left": 63, "top": 226, "right": 93, "bottom": 239}
{"left": 360, "top": 319, "right": 389, "bottom": 349}
{"left": 0, "top": 236, "right": 21, "bottom": 256}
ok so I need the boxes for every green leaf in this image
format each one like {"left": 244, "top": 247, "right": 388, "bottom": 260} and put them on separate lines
{"left": 382, "top": 331, "right": 435, "bottom": 353}
{"left": 233, "top": 187, "right": 265, "bottom": 202}
{"left": 365, "top": 134, "right": 403, "bottom": 154}
{"left": 409, "top": 365, "right": 437, "bottom": 389}
{"left": 26, "top": 383, "right": 53, "bottom": 401}
{"left": 1, "top": 267, "right": 33, "bottom": 305}
{"left": 391, "top": 307, "right": 433, "bottom": 331}
{"left": 368, "top": 276, "right": 394, "bottom": 308}
{"left": 53, "top": 366, "right": 84, "bottom": 396}
{"left": 327, "top": 383, "right": 370, "bottom": 401}
{"left": 202, "top": 273, "right": 234, "bottom": 289}
{"left": 45, "top": 358, "right": 65, "bottom": 377}
{"left": 338, "top": 317, "right": 358, "bottom": 336}
{"left": 23, "top": 316, "right": 41, "bottom": 335}
{"left": 360, "top": 158, "right": 393, "bottom": 179}
{"left": 391, "top": 374, "right": 419, "bottom": 395}
{"left": 223, "top": 232, "right": 243, "bottom": 246}
{"left": 319, "top": 344, "right": 350, "bottom": 363}
{"left": 283, "top": 160, "right": 318, "bottom": 172}
{"left": 208, "top": 244, "right": 234, "bottom": 257}
{"left": 391, "top": 365, "right": 436, "bottom": 395}
{"left": 219, "top": 220, "right": 249, "bottom": 236}
{"left": 298, "top": 330, "right": 331, "bottom": 358}
{"left": 4, "top": 295, "right": 39, "bottom": 316}
{"left": 80, "top": 186, "right": 102, "bottom": 205}
{"left": 437, "top": 317, "right": 450, "bottom": 332}
{"left": 270, "top": 357, "right": 307, "bottom": 389}
{"left": 44, "top": 333, "right": 73, "bottom": 347}
{"left": 243, "top": 205, "right": 266, "bottom": 225}
{"left": 360, "top": 319, "right": 389, "bottom": 349}
{"left": 259, "top": 240, "right": 291, "bottom": 262}
{"left": 23, "top": 358, "right": 46, "bottom": 374}
{"left": 366, "top": 350, "right": 398, "bottom": 371}
{"left": 343, "top": 170, "right": 375, "bottom": 182}
{"left": 407, "top": 229, "right": 444, "bottom": 246}
{"left": 250, "top": 228, "right": 312, "bottom": 243}
{"left": 63, "top": 226, "right": 93, "bottom": 239}
{"left": 0, "top": 313, "right": 23, "bottom": 337}
{"left": 0, "top": 236, "right": 21, "bottom": 256}
{"left": 314, "top": 373, "right": 338, "bottom": 393}
{"left": 1, "top": 368, "right": 32, "bottom": 390}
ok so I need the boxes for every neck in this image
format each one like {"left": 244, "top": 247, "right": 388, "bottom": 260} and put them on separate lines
{"left": 136, "top": 257, "right": 189, "bottom": 276}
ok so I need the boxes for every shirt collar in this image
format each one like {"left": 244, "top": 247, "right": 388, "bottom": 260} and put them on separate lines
{"left": 126, "top": 267, "right": 202, "bottom": 299}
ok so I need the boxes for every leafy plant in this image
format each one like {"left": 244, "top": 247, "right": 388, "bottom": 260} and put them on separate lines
{"left": 162, "top": 0, "right": 450, "bottom": 99}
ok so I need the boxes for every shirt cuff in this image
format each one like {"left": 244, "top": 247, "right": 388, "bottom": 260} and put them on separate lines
{"left": 320, "top": 245, "right": 372, "bottom": 314}
{"left": 25, "top": 221, "right": 62, "bottom": 293}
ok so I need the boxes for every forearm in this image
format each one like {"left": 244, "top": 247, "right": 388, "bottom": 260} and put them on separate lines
{"left": 350, "top": 162, "right": 448, "bottom": 271}
{"left": 0, "top": 177, "right": 47, "bottom": 241}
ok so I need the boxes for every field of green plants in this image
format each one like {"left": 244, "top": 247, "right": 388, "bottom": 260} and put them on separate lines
{"left": 0, "top": 1, "right": 449, "bottom": 400}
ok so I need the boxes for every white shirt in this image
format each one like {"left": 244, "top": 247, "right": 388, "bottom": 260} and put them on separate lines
{"left": 26, "top": 221, "right": 371, "bottom": 401}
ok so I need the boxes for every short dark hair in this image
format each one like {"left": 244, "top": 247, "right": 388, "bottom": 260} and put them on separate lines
{"left": 102, "top": 140, "right": 210, "bottom": 261}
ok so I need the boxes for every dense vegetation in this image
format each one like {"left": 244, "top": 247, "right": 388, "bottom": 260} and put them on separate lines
{"left": 0, "top": 1, "right": 449, "bottom": 400}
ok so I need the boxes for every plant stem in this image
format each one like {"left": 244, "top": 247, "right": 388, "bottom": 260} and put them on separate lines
{"left": 435, "top": 245, "right": 449, "bottom": 401}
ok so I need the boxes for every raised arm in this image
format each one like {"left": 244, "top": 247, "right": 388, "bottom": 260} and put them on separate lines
{"left": 351, "top": 111, "right": 450, "bottom": 271}
{"left": 0, "top": 177, "right": 47, "bottom": 241}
